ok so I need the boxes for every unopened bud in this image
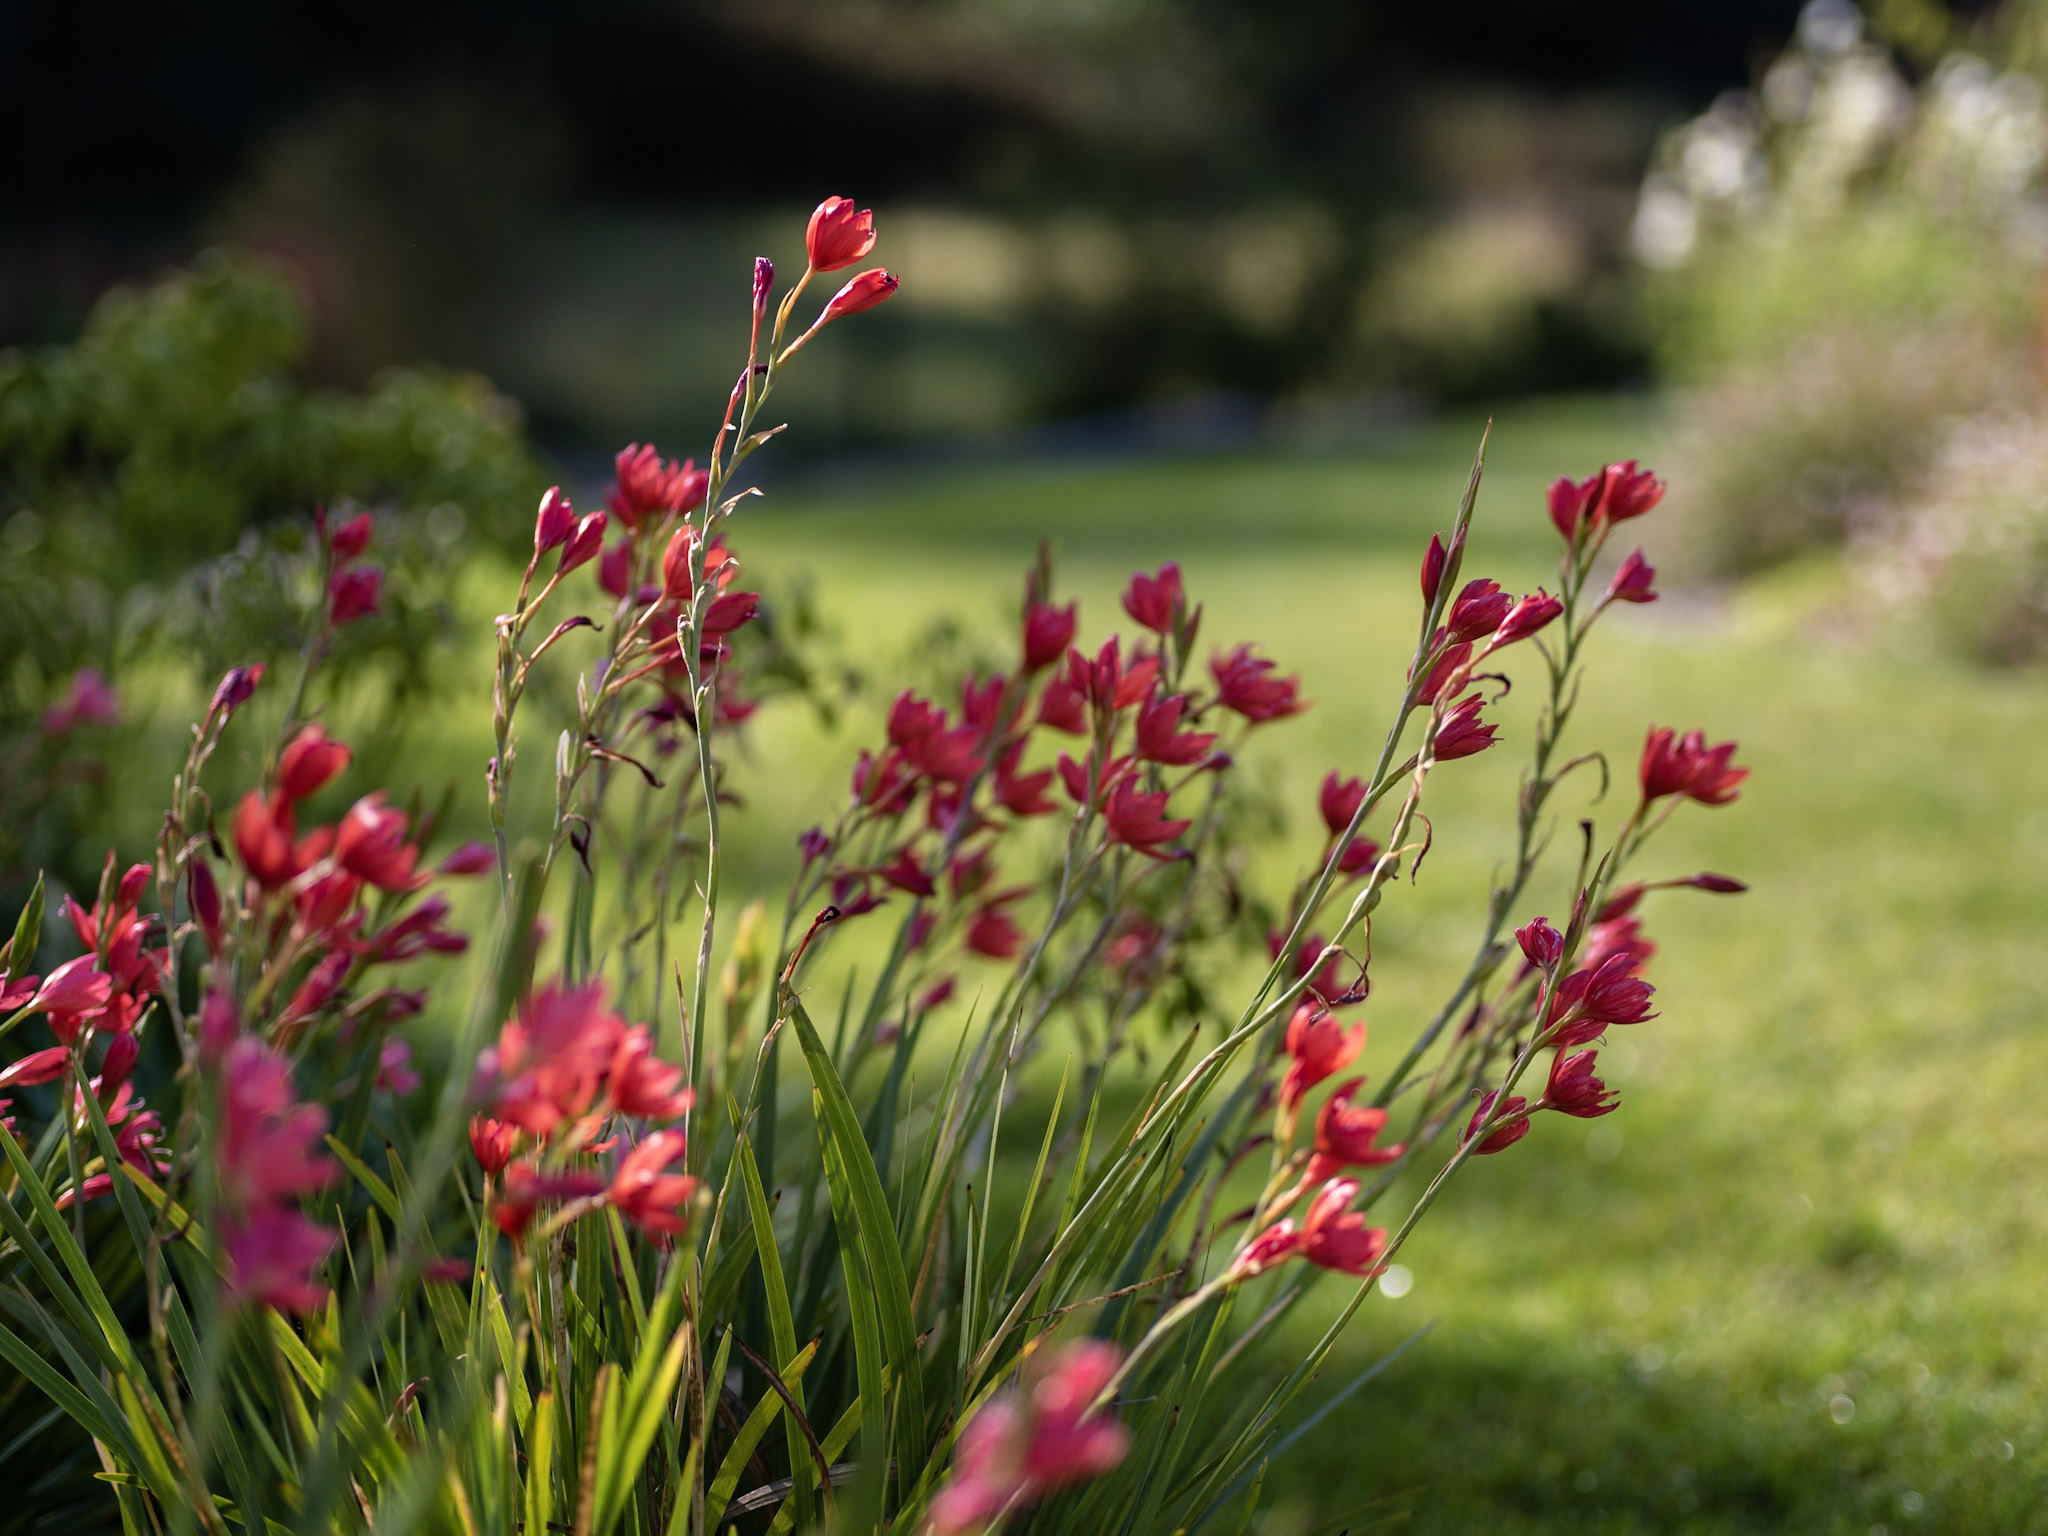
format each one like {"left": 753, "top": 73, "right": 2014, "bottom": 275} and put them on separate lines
{"left": 1516, "top": 917, "right": 1564, "bottom": 970}
{"left": 534, "top": 486, "right": 576, "bottom": 554}
{"left": 1684, "top": 872, "right": 1747, "bottom": 894}
{"left": 1421, "top": 533, "right": 1448, "bottom": 607}
{"left": 99, "top": 1034, "right": 139, "bottom": 1092}
{"left": 753, "top": 256, "right": 774, "bottom": 315}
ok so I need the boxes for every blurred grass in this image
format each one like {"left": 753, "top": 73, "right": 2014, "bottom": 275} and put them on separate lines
{"left": 156, "top": 392, "right": 2044, "bottom": 1531}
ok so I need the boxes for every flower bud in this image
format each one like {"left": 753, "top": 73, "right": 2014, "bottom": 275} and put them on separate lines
{"left": 1684, "top": 872, "right": 1747, "bottom": 894}
{"left": 533, "top": 487, "right": 576, "bottom": 554}
{"left": 819, "top": 269, "right": 898, "bottom": 325}
{"left": 99, "top": 1033, "right": 139, "bottom": 1092}
{"left": 278, "top": 724, "right": 352, "bottom": 802}
{"left": 209, "top": 664, "right": 265, "bottom": 723}
{"left": 752, "top": 256, "right": 774, "bottom": 315}
{"left": 330, "top": 512, "right": 374, "bottom": 564}
{"left": 188, "top": 858, "right": 224, "bottom": 953}
{"left": 1420, "top": 532, "right": 1447, "bottom": 606}
{"left": 1515, "top": 917, "right": 1563, "bottom": 971}
{"left": 1493, "top": 591, "right": 1563, "bottom": 647}
{"left": 558, "top": 512, "right": 607, "bottom": 576}
{"left": 1606, "top": 549, "right": 1657, "bottom": 604}
{"left": 328, "top": 567, "right": 382, "bottom": 626}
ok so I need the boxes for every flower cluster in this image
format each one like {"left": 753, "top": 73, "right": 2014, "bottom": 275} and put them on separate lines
{"left": 472, "top": 978, "right": 698, "bottom": 1241}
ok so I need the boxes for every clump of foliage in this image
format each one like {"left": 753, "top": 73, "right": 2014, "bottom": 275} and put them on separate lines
{"left": 0, "top": 200, "right": 1749, "bottom": 1535}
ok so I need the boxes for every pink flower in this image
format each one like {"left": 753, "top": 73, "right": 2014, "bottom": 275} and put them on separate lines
{"left": 1548, "top": 461, "right": 1665, "bottom": 540}
{"left": 220, "top": 1208, "right": 336, "bottom": 1313}
{"left": 607, "top": 1129, "right": 700, "bottom": 1236}
{"left": 1210, "top": 645, "right": 1306, "bottom": 723}
{"left": 491, "top": 980, "right": 629, "bottom": 1138}
{"left": 327, "top": 566, "right": 382, "bottom": 626}
{"left": 992, "top": 742, "right": 1057, "bottom": 817}
{"left": 1548, "top": 954, "right": 1657, "bottom": 1045}
{"left": 1021, "top": 601, "right": 1078, "bottom": 674}
{"left": 278, "top": 724, "right": 352, "bottom": 801}
{"left": 216, "top": 1039, "right": 338, "bottom": 1211}
{"left": 1121, "top": 563, "right": 1183, "bottom": 634}
{"left": 1306, "top": 1077, "right": 1405, "bottom": 1183}
{"left": 0, "top": 1047, "right": 70, "bottom": 1090}
{"left": 1544, "top": 1048, "right": 1618, "bottom": 1118}
{"left": 929, "top": 1340, "right": 1129, "bottom": 1535}
{"left": 605, "top": 1028, "right": 694, "bottom": 1120}
{"left": 469, "top": 1115, "right": 520, "bottom": 1176}
{"left": 42, "top": 667, "right": 121, "bottom": 736}
{"left": 335, "top": 794, "right": 420, "bottom": 891}
{"left": 805, "top": 197, "right": 878, "bottom": 272}
{"left": 1068, "top": 637, "right": 1158, "bottom": 714}
{"left": 1035, "top": 678, "right": 1088, "bottom": 734}
{"left": 598, "top": 538, "right": 634, "bottom": 598}
{"left": 31, "top": 957, "right": 113, "bottom": 1043}
{"left": 1335, "top": 835, "right": 1382, "bottom": 878}
{"left": 878, "top": 847, "right": 937, "bottom": 898}
{"left": 559, "top": 510, "right": 608, "bottom": 575}
{"left": 1464, "top": 1090, "right": 1531, "bottom": 1154}
{"left": 1280, "top": 1000, "right": 1364, "bottom": 1113}
{"left": 1298, "top": 1178, "right": 1389, "bottom": 1276}
{"left": 1606, "top": 549, "right": 1657, "bottom": 604}
{"left": 378, "top": 1040, "right": 420, "bottom": 1096}
{"left": 329, "top": 511, "right": 374, "bottom": 563}
{"left": 1228, "top": 1218, "right": 1303, "bottom": 1278}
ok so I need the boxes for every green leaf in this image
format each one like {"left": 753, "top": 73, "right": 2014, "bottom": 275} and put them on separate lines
{"left": 525, "top": 1390, "right": 556, "bottom": 1536}
{"left": 322, "top": 1135, "right": 401, "bottom": 1223}
{"left": 737, "top": 1131, "right": 812, "bottom": 1530}
{"left": 4, "top": 873, "right": 43, "bottom": 988}
{"left": 703, "top": 1338, "right": 818, "bottom": 1530}
{"left": 785, "top": 996, "right": 928, "bottom": 1478}
{"left": 820, "top": 1123, "right": 889, "bottom": 1529}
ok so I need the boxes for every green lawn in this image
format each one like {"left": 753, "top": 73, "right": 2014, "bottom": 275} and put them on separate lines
{"left": 720, "top": 396, "right": 2048, "bottom": 1535}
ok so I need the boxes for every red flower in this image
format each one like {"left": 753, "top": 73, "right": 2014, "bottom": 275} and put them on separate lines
{"left": 1122, "top": 563, "right": 1183, "bottom": 634}
{"left": 216, "top": 1038, "right": 338, "bottom": 1211}
{"left": 598, "top": 538, "right": 633, "bottom": 599}
{"left": 491, "top": 980, "right": 629, "bottom": 1138}
{"left": 469, "top": 1115, "right": 520, "bottom": 1176}
{"left": 805, "top": 196, "right": 877, "bottom": 272}
{"left": 960, "top": 672, "right": 1007, "bottom": 735}
{"left": 878, "top": 847, "right": 937, "bottom": 898}
{"left": 1446, "top": 579, "right": 1513, "bottom": 643}
{"left": 327, "top": 566, "right": 382, "bottom": 626}
{"left": 1022, "top": 600, "right": 1078, "bottom": 674}
{"left": 1639, "top": 727, "right": 1747, "bottom": 808}
{"left": 1102, "top": 778, "right": 1190, "bottom": 858}
{"left": 605, "top": 1028, "right": 694, "bottom": 1120}
{"left": 437, "top": 841, "right": 497, "bottom": 877}
{"left": 1299, "top": 1177, "right": 1390, "bottom": 1276}
{"left": 1068, "top": 637, "right": 1158, "bottom": 713}
{"left": 965, "top": 902, "right": 1026, "bottom": 960}
{"left": 1606, "top": 549, "right": 1657, "bottom": 604}
{"left": 1280, "top": 1000, "right": 1364, "bottom": 1112}
{"left": 1493, "top": 591, "right": 1562, "bottom": 647}
{"left": 1515, "top": 917, "right": 1563, "bottom": 971}
{"left": 329, "top": 512, "right": 374, "bottom": 563}
{"left": 1134, "top": 691, "right": 1215, "bottom": 766}
{"left": 1035, "top": 678, "right": 1088, "bottom": 734}
{"left": 335, "top": 794, "right": 420, "bottom": 891}
{"left": 1547, "top": 953, "right": 1657, "bottom": 1046}
{"left": 1549, "top": 460, "right": 1665, "bottom": 539}
{"left": 1320, "top": 771, "right": 1366, "bottom": 839}
{"left": 278, "top": 725, "right": 351, "bottom": 801}
{"left": 221, "top": 1209, "right": 337, "bottom": 1313}
{"left": 1434, "top": 695, "right": 1497, "bottom": 760}
{"left": 1420, "top": 533, "right": 1448, "bottom": 606}
{"left": 609, "top": 444, "right": 707, "bottom": 529}
{"left": 992, "top": 741, "right": 1057, "bottom": 817}
{"left": 1544, "top": 1048, "right": 1618, "bottom": 1118}
{"left": 1211, "top": 645, "right": 1306, "bottom": 722}
{"left": 1307, "top": 1077, "right": 1405, "bottom": 1183}
{"left": 1414, "top": 641, "right": 1473, "bottom": 705}
{"left": 1584, "top": 915, "right": 1654, "bottom": 976}
{"left": 1336, "top": 835, "right": 1382, "bottom": 877}
{"left": 1464, "top": 1090, "right": 1531, "bottom": 1154}
{"left": 818, "top": 269, "right": 898, "bottom": 324}
{"left": 533, "top": 486, "right": 576, "bottom": 554}
{"left": 492, "top": 1163, "right": 605, "bottom": 1240}
{"left": 607, "top": 1130, "right": 700, "bottom": 1236}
